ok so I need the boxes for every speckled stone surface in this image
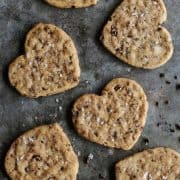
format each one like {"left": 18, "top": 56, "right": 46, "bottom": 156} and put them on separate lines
{"left": 0, "top": 0, "right": 179, "bottom": 179}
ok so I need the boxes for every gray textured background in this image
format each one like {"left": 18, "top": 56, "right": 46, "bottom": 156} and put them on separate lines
{"left": 0, "top": 0, "right": 179, "bottom": 179}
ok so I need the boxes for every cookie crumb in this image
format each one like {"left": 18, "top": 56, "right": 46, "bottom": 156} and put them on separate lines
{"left": 77, "top": 151, "right": 81, "bottom": 157}
{"left": 143, "top": 138, "right": 149, "bottom": 145}
{"left": 55, "top": 98, "right": 59, "bottom": 103}
{"left": 86, "top": 153, "right": 94, "bottom": 163}
{"left": 58, "top": 106, "right": 62, "bottom": 111}
{"left": 108, "top": 149, "right": 114, "bottom": 155}
{"left": 127, "top": 68, "right": 131, "bottom": 72}
{"left": 99, "top": 173, "right": 106, "bottom": 179}
{"left": 164, "top": 100, "right": 169, "bottom": 105}
{"left": 85, "top": 80, "right": 90, "bottom": 84}
{"left": 165, "top": 80, "right": 171, "bottom": 85}
{"left": 159, "top": 73, "right": 165, "bottom": 78}
{"left": 175, "top": 124, "right": 180, "bottom": 131}
{"left": 169, "top": 128, "right": 175, "bottom": 133}
{"left": 176, "top": 84, "right": 180, "bottom": 90}
{"left": 155, "top": 102, "right": 159, "bottom": 106}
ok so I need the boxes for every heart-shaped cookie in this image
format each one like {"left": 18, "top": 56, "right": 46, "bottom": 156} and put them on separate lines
{"left": 9, "top": 23, "right": 80, "bottom": 98}
{"left": 44, "top": 0, "right": 97, "bottom": 8}
{"left": 116, "top": 147, "right": 180, "bottom": 179}
{"left": 101, "top": 0, "right": 173, "bottom": 69}
{"left": 72, "top": 78, "right": 148, "bottom": 150}
{"left": 5, "top": 123, "right": 79, "bottom": 179}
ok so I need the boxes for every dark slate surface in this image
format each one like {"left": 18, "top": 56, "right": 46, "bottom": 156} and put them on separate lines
{"left": 0, "top": 0, "right": 179, "bottom": 179}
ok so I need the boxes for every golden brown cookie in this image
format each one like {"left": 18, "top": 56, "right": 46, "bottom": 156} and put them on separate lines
{"left": 101, "top": 0, "right": 173, "bottom": 69}
{"left": 116, "top": 147, "right": 180, "bottom": 180}
{"left": 44, "top": 0, "right": 97, "bottom": 8}
{"left": 5, "top": 123, "right": 79, "bottom": 180}
{"left": 72, "top": 78, "right": 148, "bottom": 150}
{"left": 9, "top": 23, "right": 80, "bottom": 98}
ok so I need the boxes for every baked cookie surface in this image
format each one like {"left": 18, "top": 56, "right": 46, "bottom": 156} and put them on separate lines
{"left": 72, "top": 78, "right": 148, "bottom": 150}
{"left": 5, "top": 123, "right": 79, "bottom": 180}
{"left": 44, "top": 0, "right": 97, "bottom": 8}
{"left": 116, "top": 147, "right": 180, "bottom": 180}
{"left": 101, "top": 0, "right": 173, "bottom": 69}
{"left": 9, "top": 23, "right": 80, "bottom": 98}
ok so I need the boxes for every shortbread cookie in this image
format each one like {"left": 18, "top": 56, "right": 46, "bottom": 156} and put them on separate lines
{"left": 101, "top": 0, "right": 173, "bottom": 69}
{"left": 116, "top": 147, "right": 180, "bottom": 180}
{"left": 72, "top": 78, "right": 148, "bottom": 150}
{"left": 5, "top": 123, "right": 79, "bottom": 180}
{"left": 44, "top": 0, "right": 97, "bottom": 8}
{"left": 9, "top": 23, "right": 80, "bottom": 98}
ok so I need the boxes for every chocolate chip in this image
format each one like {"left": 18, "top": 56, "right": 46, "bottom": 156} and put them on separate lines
{"left": 174, "top": 76, "right": 177, "bottom": 80}
{"left": 157, "top": 27, "right": 162, "bottom": 31}
{"left": 155, "top": 102, "right": 159, "bottom": 106}
{"left": 60, "top": 167, "right": 64, "bottom": 171}
{"left": 114, "top": 85, "right": 121, "bottom": 91}
{"left": 111, "top": 26, "right": 118, "bottom": 36}
{"left": 25, "top": 167, "right": 30, "bottom": 172}
{"left": 113, "top": 131, "right": 117, "bottom": 139}
{"left": 94, "top": 131, "right": 99, "bottom": 137}
{"left": 32, "top": 155, "right": 42, "bottom": 161}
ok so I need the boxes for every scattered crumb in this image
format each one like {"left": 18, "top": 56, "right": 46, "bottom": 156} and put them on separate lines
{"left": 55, "top": 98, "right": 59, "bottom": 103}
{"left": 85, "top": 80, "right": 90, "bottom": 84}
{"left": 164, "top": 100, "right": 169, "bottom": 105}
{"left": 49, "top": 113, "right": 57, "bottom": 119}
{"left": 58, "top": 106, "right": 62, "bottom": 111}
{"left": 86, "top": 153, "right": 94, "bottom": 163}
{"left": 169, "top": 129, "right": 175, "bottom": 133}
{"left": 127, "top": 68, "right": 131, "bottom": 72}
{"left": 165, "top": 80, "right": 171, "bottom": 84}
{"left": 99, "top": 173, "right": 107, "bottom": 179}
{"left": 175, "top": 124, "right": 180, "bottom": 131}
{"left": 176, "top": 84, "right": 180, "bottom": 90}
{"left": 155, "top": 102, "right": 159, "bottom": 106}
{"left": 108, "top": 149, "right": 114, "bottom": 155}
{"left": 77, "top": 151, "right": 81, "bottom": 157}
{"left": 143, "top": 138, "right": 149, "bottom": 145}
{"left": 159, "top": 73, "right": 165, "bottom": 78}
